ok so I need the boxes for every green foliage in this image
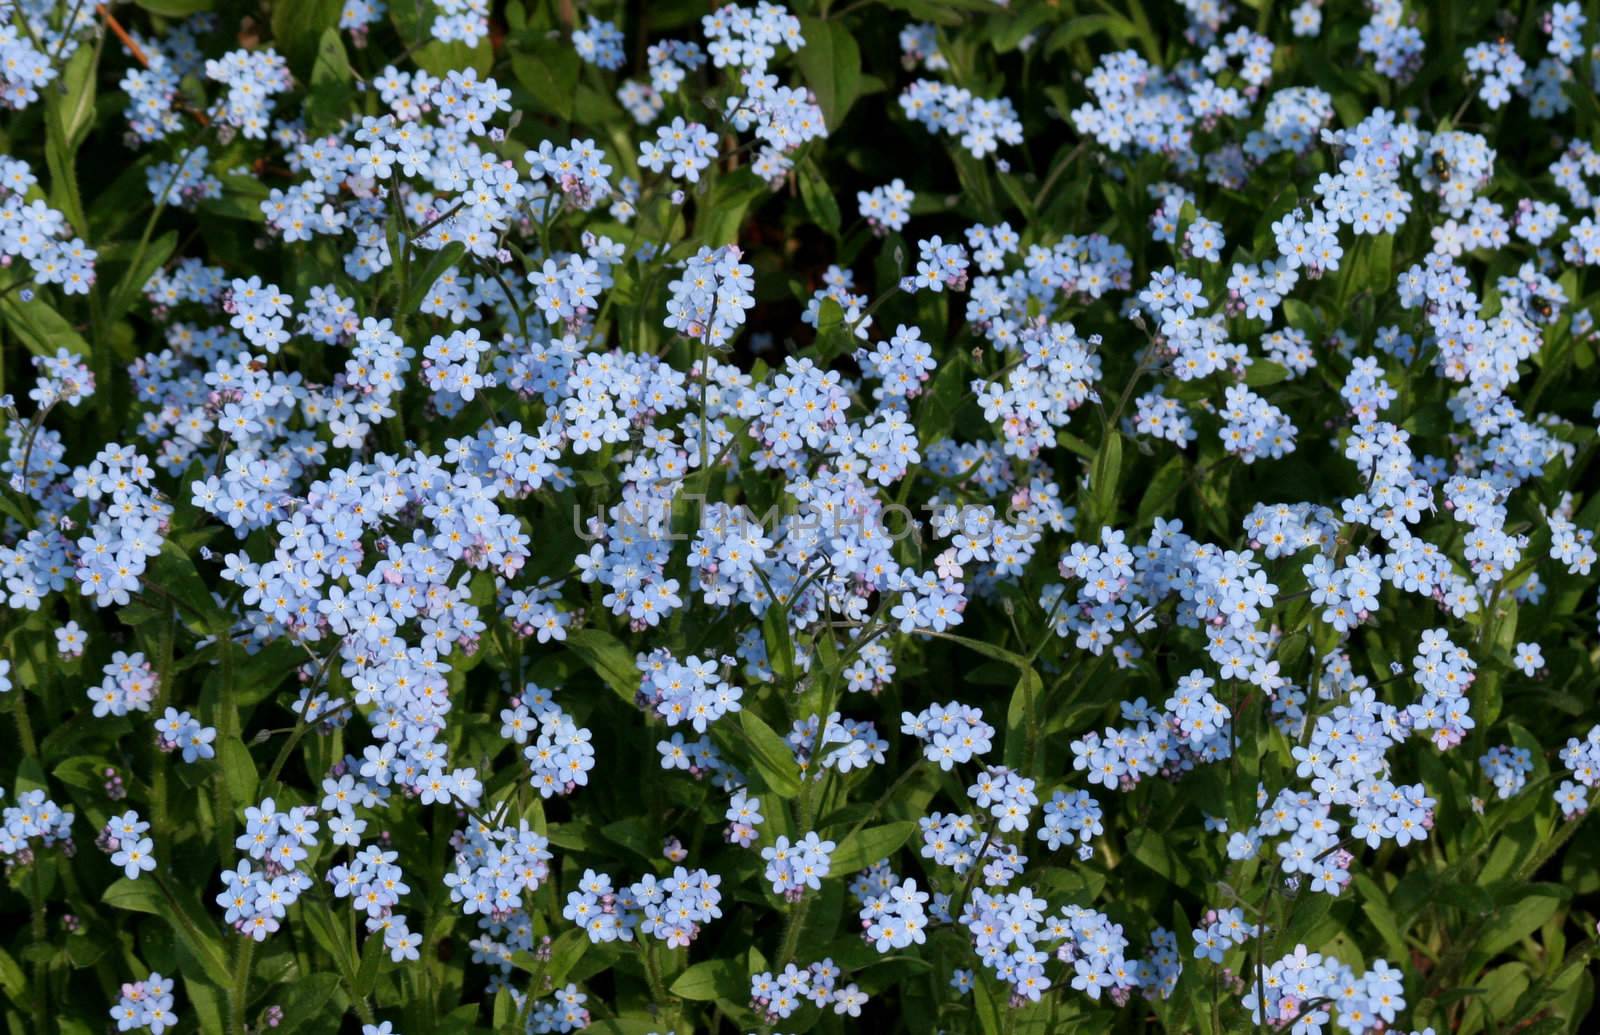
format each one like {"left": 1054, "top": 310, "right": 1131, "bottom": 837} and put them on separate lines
{"left": 1, "top": 2, "right": 1599, "bottom": 1035}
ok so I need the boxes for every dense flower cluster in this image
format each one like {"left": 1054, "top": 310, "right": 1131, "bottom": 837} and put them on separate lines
{"left": 3, "top": 1, "right": 1600, "bottom": 1034}
{"left": 1, "top": 158, "right": 97, "bottom": 296}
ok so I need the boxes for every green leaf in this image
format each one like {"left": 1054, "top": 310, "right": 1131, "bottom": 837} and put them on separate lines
{"left": 831, "top": 820, "right": 918, "bottom": 872}
{"left": 299, "top": 902, "right": 348, "bottom": 965}
{"left": 1485, "top": 597, "right": 1519, "bottom": 657}
{"left": 45, "top": 109, "right": 89, "bottom": 237}
{"left": 273, "top": 973, "right": 343, "bottom": 1035}
{"left": 738, "top": 709, "right": 803, "bottom": 797}
{"left": 1281, "top": 297, "right": 1320, "bottom": 335}
{"left": 137, "top": 0, "right": 217, "bottom": 14}
{"left": 1477, "top": 884, "right": 1567, "bottom": 957}
{"left": 877, "top": 0, "right": 967, "bottom": 26}
{"left": 1002, "top": 665, "right": 1044, "bottom": 776}
{"left": 1361, "top": 231, "right": 1395, "bottom": 293}
{"left": 547, "top": 928, "right": 591, "bottom": 986}
{"left": 218, "top": 736, "right": 258, "bottom": 807}
{"left": 926, "top": 632, "right": 1029, "bottom": 669}
{"left": 916, "top": 356, "right": 968, "bottom": 444}
{"left": 0, "top": 946, "right": 27, "bottom": 1006}
{"left": 306, "top": 28, "right": 354, "bottom": 134}
{"left": 219, "top": 639, "right": 305, "bottom": 707}
{"left": 1254, "top": 185, "right": 1301, "bottom": 253}
{"left": 951, "top": 147, "right": 998, "bottom": 218}
{"left": 669, "top": 957, "right": 745, "bottom": 1001}
{"left": 146, "top": 540, "right": 229, "bottom": 633}
{"left": 974, "top": 972, "right": 1006, "bottom": 1035}
{"left": 1281, "top": 888, "right": 1336, "bottom": 945}
{"left": 392, "top": 0, "right": 492, "bottom": 78}
{"left": 585, "top": 1021, "right": 669, "bottom": 1035}
{"left": 63, "top": 932, "right": 104, "bottom": 970}
{"left": 565, "top": 627, "right": 642, "bottom": 704}
{"left": 512, "top": 927, "right": 588, "bottom": 991}
{"left": 406, "top": 242, "right": 469, "bottom": 314}
{"left": 1352, "top": 874, "right": 1409, "bottom": 961}
{"left": 100, "top": 877, "right": 163, "bottom": 914}
{"left": 808, "top": 297, "right": 852, "bottom": 365}
{"left": 52, "top": 755, "right": 117, "bottom": 792}
{"left": 1244, "top": 360, "right": 1289, "bottom": 387}
{"left": 794, "top": 18, "right": 862, "bottom": 131}
{"left": 103, "top": 878, "right": 232, "bottom": 988}
{"left": 271, "top": 0, "right": 342, "bottom": 77}
{"left": 181, "top": 977, "right": 226, "bottom": 1035}
{"left": 602, "top": 817, "right": 657, "bottom": 861}
{"left": 1047, "top": 13, "right": 1140, "bottom": 53}
{"left": 0, "top": 291, "right": 90, "bottom": 356}
{"left": 1089, "top": 429, "right": 1123, "bottom": 526}
{"left": 995, "top": 167, "right": 1036, "bottom": 221}
{"left": 107, "top": 230, "right": 179, "bottom": 326}
{"left": 699, "top": 169, "right": 769, "bottom": 247}
{"left": 990, "top": 4, "right": 1058, "bottom": 52}
{"left": 1136, "top": 454, "right": 1186, "bottom": 526}
{"left": 797, "top": 156, "right": 841, "bottom": 234}
{"left": 51, "top": 43, "right": 99, "bottom": 152}
{"left": 762, "top": 596, "right": 800, "bottom": 690}
{"left": 1127, "top": 828, "right": 1193, "bottom": 888}
{"left": 511, "top": 33, "right": 581, "bottom": 122}
{"left": 13, "top": 757, "right": 47, "bottom": 796}
{"left": 353, "top": 926, "right": 385, "bottom": 998}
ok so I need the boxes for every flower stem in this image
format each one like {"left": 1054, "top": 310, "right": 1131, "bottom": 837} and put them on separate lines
{"left": 637, "top": 939, "right": 677, "bottom": 1029}
{"left": 12, "top": 683, "right": 38, "bottom": 760}
{"left": 776, "top": 892, "right": 812, "bottom": 967}
{"left": 230, "top": 936, "right": 256, "bottom": 1035}
{"left": 28, "top": 861, "right": 47, "bottom": 1032}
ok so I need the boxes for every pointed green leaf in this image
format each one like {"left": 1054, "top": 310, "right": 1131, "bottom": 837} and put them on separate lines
{"left": 0, "top": 291, "right": 90, "bottom": 356}
{"left": 137, "top": 0, "right": 216, "bottom": 13}
{"left": 271, "top": 0, "right": 342, "bottom": 77}
{"left": 566, "top": 627, "right": 642, "bottom": 704}
{"left": 306, "top": 27, "right": 354, "bottom": 133}
{"left": 669, "top": 957, "right": 745, "bottom": 1001}
{"left": 1002, "top": 665, "right": 1044, "bottom": 776}
{"left": 406, "top": 242, "right": 469, "bottom": 314}
{"left": 511, "top": 33, "right": 580, "bottom": 121}
{"left": 1090, "top": 429, "right": 1123, "bottom": 526}
{"left": 830, "top": 820, "right": 918, "bottom": 872}
{"left": 738, "top": 709, "right": 803, "bottom": 797}
{"left": 1136, "top": 454, "right": 1186, "bottom": 526}
{"left": 797, "top": 156, "right": 841, "bottom": 235}
{"left": 794, "top": 19, "right": 862, "bottom": 131}
{"left": 218, "top": 736, "right": 258, "bottom": 807}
